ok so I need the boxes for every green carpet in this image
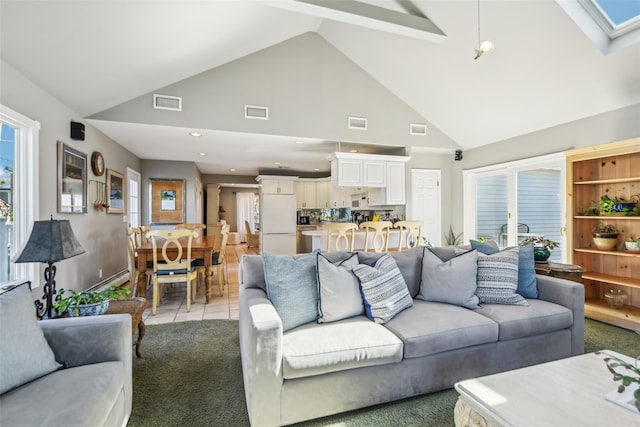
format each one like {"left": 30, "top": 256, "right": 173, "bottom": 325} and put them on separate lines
{"left": 129, "top": 319, "right": 640, "bottom": 427}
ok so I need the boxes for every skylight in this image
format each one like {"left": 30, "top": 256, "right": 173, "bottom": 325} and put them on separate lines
{"left": 580, "top": 0, "right": 640, "bottom": 38}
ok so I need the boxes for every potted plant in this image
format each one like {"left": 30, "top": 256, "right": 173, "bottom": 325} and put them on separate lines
{"left": 598, "top": 351, "right": 640, "bottom": 412}
{"left": 599, "top": 195, "right": 639, "bottom": 216}
{"left": 626, "top": 236, "right": 640, "bottom": 252}
{"left": 519, "top": 235, "right": 559, "bottom": 262}
{"left": 592, "top": 222, "right": 620, "bottom": 251}
{"left": 54, "top": 285, "right": 130, "bottom": 317}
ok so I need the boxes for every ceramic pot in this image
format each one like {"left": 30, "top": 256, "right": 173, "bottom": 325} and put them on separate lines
{"left": 593, "top": 234, "right": 618, "bottom": 251}
{"left": 68, "top": 300, "right": 110, "bottom": 317}
{"left": 533, "top": 246, "right": 551, "bottom": 262}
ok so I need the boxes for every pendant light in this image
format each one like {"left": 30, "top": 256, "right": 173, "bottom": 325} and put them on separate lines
{"left": 474, "top": 0, "right": 494, "bottom": 60}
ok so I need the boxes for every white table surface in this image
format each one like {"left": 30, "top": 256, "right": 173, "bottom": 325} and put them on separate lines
{"left": 454, "top": 351, "right": 639, "bottom": 427}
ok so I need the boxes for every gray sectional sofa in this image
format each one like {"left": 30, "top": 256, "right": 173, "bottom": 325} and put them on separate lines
{"left": 0, "top": 281, "right": 132, "bottom": 427}
{"left": 239, "top": 247, "right": 585, "bottom": 427}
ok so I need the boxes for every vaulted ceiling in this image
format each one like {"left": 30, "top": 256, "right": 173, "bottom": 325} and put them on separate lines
{"left": 1, "top": 1, "right": 638, "bottom": 175}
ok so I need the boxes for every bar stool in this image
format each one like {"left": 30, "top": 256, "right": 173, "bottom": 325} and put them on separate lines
{"left": 359, "top": 221, "right": 393, "bottom": 252}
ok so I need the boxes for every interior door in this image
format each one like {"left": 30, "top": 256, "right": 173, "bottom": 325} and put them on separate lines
{"left": 411, "top": 169, "right": 441, "bottom": 246}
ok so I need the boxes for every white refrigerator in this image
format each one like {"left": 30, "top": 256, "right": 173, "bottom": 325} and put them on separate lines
{"left": 260, "top": 194, "right": 297, "bottom": 255}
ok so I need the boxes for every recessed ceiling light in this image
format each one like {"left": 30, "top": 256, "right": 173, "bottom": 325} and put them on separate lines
{"left": 349, "top": 149, "right": 358, "bottom": 153}
{"left": 295, "top": 141, "right": 304, "bottom": 145}
{"left": 189, "top": 131, "right": 202, "bottom": 137}
{"left": 230, "top": 168, "right": 236, "bottom": 172}
{"left": 274, "top": 161, "right": 281, "bottom": 165}
{"left": 314, "top": 168, "right": 320, "bottom": 171}
{"left": 198, "top": 152, "right": 207, "bottom": 156}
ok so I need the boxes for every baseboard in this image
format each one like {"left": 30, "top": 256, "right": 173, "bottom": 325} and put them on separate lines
{"left": 87, "top": 269, "right": 130, "bottom": 292}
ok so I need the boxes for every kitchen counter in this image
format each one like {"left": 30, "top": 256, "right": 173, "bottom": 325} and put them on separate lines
{"left": 300, "top": 228, "right": 404, "bottom": 252}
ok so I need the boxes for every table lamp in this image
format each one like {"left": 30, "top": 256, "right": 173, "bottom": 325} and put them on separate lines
{"left": 13, "top": 215, "right": 85, "bottom": 319}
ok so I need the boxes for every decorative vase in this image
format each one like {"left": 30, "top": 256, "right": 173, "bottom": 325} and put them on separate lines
{"left": 604, "top": 290, "right": 628, "bottom": 309}
{"left": 68, "top": 300, "right": 110, "bottom": 317}
{"left": 533, "top": 246, "right": 551, "bottom": 263}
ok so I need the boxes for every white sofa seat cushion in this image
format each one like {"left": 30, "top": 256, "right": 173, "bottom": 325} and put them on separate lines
{"left": 473, "top": 299, "right": 573, "bottom": 341}
{"left": 384, "top": 300, "right": 499, "bottom": 359}
{"left": 282, "top": 317, "right": 403, "bottom": 379}
{"left": 0, "top": 361, "right": 124, "bottom": 427}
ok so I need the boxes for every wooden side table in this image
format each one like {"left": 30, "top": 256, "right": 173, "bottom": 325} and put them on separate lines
{"left": 534, "top": 261, "right": 584, "bottom": 283}
{"left": 106, "top": 297, "right": 148, "bottom": 358}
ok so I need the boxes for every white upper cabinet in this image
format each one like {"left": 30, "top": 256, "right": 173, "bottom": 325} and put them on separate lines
{"left": 367, "top": 161, "right": 406, "bottom": 206}
{"left": 257, "top": 175, "right": 297, "bottom": 194}
{"left": 363, "top": 160, "right": 386, "bottom": 187}
{"left": 316, "top": 180, "right": 331, "bottom": 208}
{"left": 295, "top": 180, "right": 318, "bottom": 208}
{"left": 335, "top": 158, "right": 362, "bottom": 186}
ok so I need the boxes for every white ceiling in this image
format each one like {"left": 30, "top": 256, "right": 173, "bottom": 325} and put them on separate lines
{"left": 1, "top": 0, "right": 639, "bottom": 175}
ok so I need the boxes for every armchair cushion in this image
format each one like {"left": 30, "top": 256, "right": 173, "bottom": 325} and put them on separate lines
{"left": 0, "top": 282, "right": 61, "bottom": 394}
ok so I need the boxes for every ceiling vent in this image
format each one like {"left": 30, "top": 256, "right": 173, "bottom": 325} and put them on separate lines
{"left": 348, "top": 116, "right": 367, "bottom": 130}
{"left": 409, "top": 123, "right": 427, "bottom": 136}
{"left": 245, "top": 105, "right": 269, "bottom": 120}
{"left": 153, "top": 94, "right": 182, "bottom": 111}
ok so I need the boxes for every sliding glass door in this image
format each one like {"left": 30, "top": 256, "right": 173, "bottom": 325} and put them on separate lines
{"left": 464, "top": 154, "right": 565, "bottom": 262}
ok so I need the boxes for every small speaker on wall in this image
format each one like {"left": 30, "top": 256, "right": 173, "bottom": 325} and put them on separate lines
{"left": 70, "top": 121, "right": 85, "bottom": 141}
{"left": 455, "top": 150, "right": 463, "bottom": 161}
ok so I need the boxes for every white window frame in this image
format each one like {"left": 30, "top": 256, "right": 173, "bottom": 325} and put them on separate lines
{"left": 126, "top": 167, "right": 141, "bottom": 228}
{"left": 0, "top": 104, "right": 40, "bottom": 287}
{"left": 463, "top": 152, "right": 566, "bottom": 260}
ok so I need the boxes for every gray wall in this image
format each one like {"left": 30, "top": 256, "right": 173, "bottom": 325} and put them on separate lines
{"left": 1, "top": 60, "right": 142, "bottom": 293}
{"left": 141, "top": 160, "right": 202, "bottom": 228}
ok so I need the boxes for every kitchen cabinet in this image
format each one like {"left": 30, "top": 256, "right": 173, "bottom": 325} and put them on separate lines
{"left": 334, "top": 157, "right": 362, "bottom": 187}
{"left": 316, "top": 180, "right": 331, "bottom": 208}
{"left": 565, "top": 138, "right": 640, "bottom": 333}
{"left": 367, "top": 161, "right": 406, "bottom": 206}
{"left": 257, "top": 175, "right": 296, "bottom": 194}
{"left": 329, "top": 152, "right": 409, "bottom": 189}
{"left": 295, "top": 181, "right": 317, "bottom": 208}
{"left": 330, "top": 185, "right": 350, "bottom": 208}
{"left": 363, "top": 160, "right": 386, "bottom": 187}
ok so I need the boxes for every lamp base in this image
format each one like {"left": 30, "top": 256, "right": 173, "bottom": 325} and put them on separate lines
{"left": 35, "top": 262, "right": 57, "bottom": 319}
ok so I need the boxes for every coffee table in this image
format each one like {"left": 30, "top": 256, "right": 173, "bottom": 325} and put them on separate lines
{"left": 454, "top": 351, "right": 639, "bottom": 427}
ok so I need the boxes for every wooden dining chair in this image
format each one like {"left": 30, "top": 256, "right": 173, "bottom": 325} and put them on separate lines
{"left": 127, "top": 227, "right": 153, "bottom": 296}
{"left": 176, "top": 223, "right": 206, "bottom": 238}
{"left": 146, "top": 229, "right": 198, "bottom": 315}
{"left": 394, "top": 220, "right": 423, "bottom": 250}
{"left": 359, "top": 221, "right": 393, "bottom": 252}
{"left": 192, "top": 223, "right": 228, "bottom": 297}
{"left": 325, "top": 223, "right": 358, "bottom": 252}
{"left": 244, "top": 221, "right": 260, "bottom": 248}
{"left": 212, "top": 225, "right": 230, "bottom": 295}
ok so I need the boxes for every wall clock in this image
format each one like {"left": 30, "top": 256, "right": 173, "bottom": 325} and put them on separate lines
{"left": 91, "top": 151, "right": 105, "bottom": 176}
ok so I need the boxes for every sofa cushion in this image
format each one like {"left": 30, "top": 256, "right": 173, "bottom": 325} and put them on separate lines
{"left": 282, "top": 317, "right": 403, "bottom": 379}
{"left": 476, "top": 248, "right": 528, "bottom": 306}
{"left": 317, "top": 252, "right": 364, "bottom": 323}
{"left": 0, "top": 281, "right": 61, "bottom": 394}
{"left": 352, "top": 254, "right": 413, "bottom": 324}
{"left": 473, "top": 299, "right": 573, "bottom": 340}
{"left": 384, "top": 300, "right": 499, "bottom": 358}
{"left": 417, "top": 248, "right": 480, "bottom": 309}
{"left": 263, "top": 252, "right": 318, "bottom": 332}
{"left": 471, "top": 240, "right": 538, "bottom": 298}
{"left": 357, "top": 246, "right": 423, "bottom": 297}
{"left": 0, "top": 361, "right": 123, "bottom": 426}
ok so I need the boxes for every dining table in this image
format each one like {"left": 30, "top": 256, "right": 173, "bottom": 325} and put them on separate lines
{"left": 135, "top": 235, "right": 217, "bottom": 303}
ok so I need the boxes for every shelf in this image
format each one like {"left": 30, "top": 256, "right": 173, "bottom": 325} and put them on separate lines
{"left": 581, "top": 272, "right": 640, "bottom": 289}
{"left": 584, "top": 298, "right": 640, "bottom": 333}
{"left": 575, "top": 248, "right": 640, "bottom": 257}
{"left": 573, "top": 216, "right": 640, "bottom": 220}
{"left": 573, "top": 177, "right": 640, "bottom": 185}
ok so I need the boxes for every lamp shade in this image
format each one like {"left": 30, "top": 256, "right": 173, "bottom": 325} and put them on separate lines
{"left": 13, "top": 218, "right": 85, "bottom": 264}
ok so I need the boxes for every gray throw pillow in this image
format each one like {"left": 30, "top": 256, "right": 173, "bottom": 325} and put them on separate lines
{"left": 317, "top": 253, "right": 364, "bottom": 323}
{"left": 0, "top": 281, "right": 61, "bottom": 394}
{"left": 476, "top": 247, "right": 528, "bottom": 306}
{"left": 263, "top": 252, "right": 318, "bottom": 331}
{"left": 352, "top": 254, "right": 413, "bottom": 324}
{"left": 418, "top": 248, "right": 480, "bottom": 309}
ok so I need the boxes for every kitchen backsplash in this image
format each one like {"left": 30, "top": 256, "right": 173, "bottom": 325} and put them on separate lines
{"left": 298, "top": 207, "right": 405, "bottom": 224}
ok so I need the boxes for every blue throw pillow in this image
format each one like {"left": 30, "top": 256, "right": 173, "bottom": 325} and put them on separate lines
{"left": 352, "top": 254, "right": 413, "bottom": 324}
{"left": 263, "top": 252, "right": 318, "bottom": 332}
{"left": 471, "top": 240, "right": 538, "bottom": 298}
{"left": 476, "top": 247, "right": 528, "bottom": 306}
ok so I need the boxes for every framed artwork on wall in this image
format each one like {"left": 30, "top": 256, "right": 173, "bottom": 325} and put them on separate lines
{"left": 57, "top": 141, "right": 87, "bottom": 213}
{"left": 149, "top": 179, "right": 185, "bottom": 224}
{"left": 106, "top": 169, "right": 124, "bottom": 214}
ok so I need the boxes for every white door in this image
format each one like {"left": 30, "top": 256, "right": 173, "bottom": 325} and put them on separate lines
{"left": 411, "top": 169, "right": 441, "bottom": 246}
{"left": 127, "top": 168, "right": 141, "bottom": 227}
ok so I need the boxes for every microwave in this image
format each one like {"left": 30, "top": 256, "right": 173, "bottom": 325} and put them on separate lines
{"left": 351, "top": 193, "right": 368, "bottom": 209}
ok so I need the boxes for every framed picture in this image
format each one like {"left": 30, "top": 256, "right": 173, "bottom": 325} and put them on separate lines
{"left": 150, "top": 179, "right": 185, "bottom": 224}
{"left": 107, "top": 169, "right": 125, "bottom": 214}
{"left": 57, "top": 141, "right": 87, "bottom": 213}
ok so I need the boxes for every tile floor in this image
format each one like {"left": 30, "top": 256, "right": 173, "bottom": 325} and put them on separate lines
{"left": 141, "top": 243, "right": 259, "bottom": 325}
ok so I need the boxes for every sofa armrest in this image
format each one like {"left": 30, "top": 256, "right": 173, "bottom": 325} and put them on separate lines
{"left": 39, "top": 314, "right": 133, "bottom": 421}
{"left": 536, "top": 275, "right": 585, "bottom": 355}
{"left": 239, "top": 287, "right": 283, "bottom": 427}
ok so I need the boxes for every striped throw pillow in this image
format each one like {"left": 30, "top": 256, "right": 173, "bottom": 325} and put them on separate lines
{"left": 476, "top": 247, "right": 528, "bottom": 306}
{"left": 353, "top": 254, "right": 413, "bottom": 324}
